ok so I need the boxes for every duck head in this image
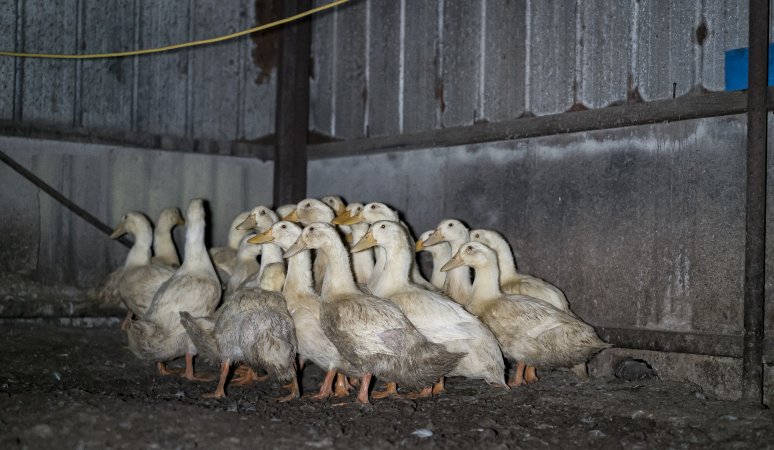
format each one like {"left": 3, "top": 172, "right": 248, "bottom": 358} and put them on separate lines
{"left": 441, "top": 241, "right": 497, "bottom": 272}
{"left": 157, "top": 207, "right": 185, "bottom": 230}
{"left": 423, "top": 219, "right": 469, "bottom": 247}
{"left": 351, "top": 220, "right": 406, "bottom": 253}
{"left": 321, "top": 195, "right": 347, "bottom": 215}
{"left": 248, "top": 220, "right": 302, "bottom": 252}
{"left": 275, "top": 204, "right": 296, "bottom": 220}
{"left": 283, "top": 222, "right": 341, "bottom": 258}
{"left": 236, "top": 205, "right": 279, "bottom": 232}
{"left": 284, "top": 198, "right": 335, "bottom": 225}
{"left": 110, "top": 211, "right": 151, "bottom": 239}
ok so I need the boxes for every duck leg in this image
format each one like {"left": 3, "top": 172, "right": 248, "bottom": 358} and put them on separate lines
{"left": 333, "top": 372, "right": 350, "bottom": 397}
{"left": 348, "top": 376, "right": 360, "bottom": 388}
{"left": 233, "top": 364, "right": 270, "bottom": 383}
{"left": 275, "top": 376, "right": 300, "bottom": 403}
{"left": 508, "top": 362, "right": 526, "bottom": 387}
{"left": 202, "top": 360, "right": 231, "bottom": 399}
{"left": 181, "top": 352, "right": 217, "bottom": 382}
{"left": 403, "top": 386, "right": 433, "bottom": 400}
{"left": 356, "top": 373, "right": 372, "bottom": 405}
{"left": 431, "top": 377, "right": 445, "bottom": 396}
{"left": 371, "top": 381, "right": 398, "bottom": 399}
{"left": 156, "top": 362, "right": 182, "bottom": 376}
{"left": 524, "top": 365, "right": 539, "bottom": 384}
{"left": 120, "top": 311, "right": 133, "bottom": 331}
{"left": 308, "top": 369, "right": 337, "bottom": 400}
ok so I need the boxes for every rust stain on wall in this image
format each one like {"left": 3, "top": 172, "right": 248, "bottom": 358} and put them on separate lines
{"left": 251, "top": 0, "right": 281, "bottom": 85}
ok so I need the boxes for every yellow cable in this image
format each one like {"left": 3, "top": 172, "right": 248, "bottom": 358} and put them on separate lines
{"left": 0, "top": 0, "right": 348, "bottom": 59}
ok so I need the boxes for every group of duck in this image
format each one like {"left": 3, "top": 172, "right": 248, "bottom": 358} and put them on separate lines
{"left": 95, "top": 196, "right": 610, "bottom": 405}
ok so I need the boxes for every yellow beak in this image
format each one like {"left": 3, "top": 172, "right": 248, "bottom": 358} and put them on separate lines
{"left": 236, "top": 213, "right": 257, "bottom": 230}
{"left": 415, "top": 240, "right": 425, "bottom": 253}
{"left": 422, "top": 229, "right": 445, "bottom": 247}
{"left": 351, "top": 230, "right": 377, "bottom": 253}
{"left": 283, "top": 208, "right": 300, "bottom": 223}
{"left": 283, "top": 237, "right": 307, "bottom": 258}
{"left": 248, "top": 228, "right": 274, "bottom": 244}
{"left": 338, "top": 210, "right": 365, "bottom": 226}
{"left": 440, "top": 252, "right": 466, "bottom": 272}
{"left": 331, "top": 209, "right": 353, "bottom": 225}
{"left": 109, "top": 222, "right": 126, "bottom": 239}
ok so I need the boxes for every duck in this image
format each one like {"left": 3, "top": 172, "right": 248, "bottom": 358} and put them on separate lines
{"left": 283, "top": 198, "right": 336, "bottom": 292}
{"left": 275, "top": 204, "right": 297, "bottom": 219}
{"left": 224, "top": 234, "right": 262, "bottom": 296}
{"left": 415, "top": 229, "right": 451, "bottom": 290}
{"left": 330, "top": 202, "right": 374, "bottom": 285}
{"left": 284, "top": 222, "right": 462, "bottom": 403}
{"left": 335, "top": 202, "right": 436, "bottom": 291}
{"left": 470, "top": 229, "right": 571, "bottom": 314}
{"left": 422, "top": 219, "right": 474, "bottom": 306}
{"left": 209, "top": 211, "right": 253, "bottom": 285}
{"left": 351, "top": 221, "right": 506, "bottom": 395}
{"left": 181, "top": 261, "right": 299, "bottom": 402}
{"left": 126, "top": 199, "right": 222, "bottom": 380}
{"left": 441, "top": 241, "right": 611, "bottom": 386}
{"left": 151, "top": 207, "right": 184, "bottom": 267}
{"left": 321, "top": 195, "right": 347, "bottom": 216}
{"left": 249, "top": 221, "right": 360, "bottom": 399}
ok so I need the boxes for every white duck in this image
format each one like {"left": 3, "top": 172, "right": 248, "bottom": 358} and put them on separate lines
{"left": 209, "top": 211, "right": 253, "bottom": 284}
{"left": 442, "top": 242, "right": 610, "bottom": 386}
{"left": 415, "top": 229, "right": 450, "bottom": 290}
{"left": 127, "top": 199, "right": 222, "bottom": 380}
{"left": 422, "top": 219, "right": 473, "bottom": 306}
{"left": 330, "top": 202, "right": 374, "bottom": 285}
{"left": 250, "top": 221, "right": 360, "bottom": 399}
{"left": 284, "top": 223, "right": 462, "bottom": 403}
{"left": 151, "top": 207, "right": 184, "bottom": 267}
{"left": 321, "top": 195, "right": 347, "bottom": 216}
{"left": 283, "top": 198, "right": 336, "bottom": 292}
{"left": 275, "top": 204, "right": 297, "bottom": 219}
{"left": 470, "top": 229, "right": 571, "bottom": 314}
{"left": 352, "top": 221, "right": 506, "bottom": 395}
{"left": 336, "top": 202, "right": 436, "bottom": 291}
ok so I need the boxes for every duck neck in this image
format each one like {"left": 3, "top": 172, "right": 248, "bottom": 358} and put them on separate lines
{"left": 319, "top": 241, "right": 359, "bottom": 297}
{"left": 228, "top": 226, "right": 248, "bottom": 250}
{"left": 258, "top": 243, "right": 283, "bottom": 279}
{"left": 371, "top": 241, "right": 411, "bottom": 295}
{"left": 153, "top": 225, "right": 179, "bottom": 265}
{"left": 471, "top": 262, "right": 503, "bottom": 302}
{"left": 125, "top": 228, "right": 152, "bottom": 268}
{"left": 285, "top": 249, "right": 315, "bottom": 296}
{"left": 181, "top": 220, "right": 215, "bottom": 274}
{"left": 228, "top": 248, "right": 260, "bottom": 291}
{"left": 427, "top": 245, "right": 450, "bottom": 289}
{"left": 444, "top": 237, "right": 472, "bottom": 303}
{"left": 490, "top": 239, "right": 519, "bottom": 283}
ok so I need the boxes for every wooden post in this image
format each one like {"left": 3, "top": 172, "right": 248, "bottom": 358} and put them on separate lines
{"left": 273, "top": 0, "right": 312, "bottom": 206}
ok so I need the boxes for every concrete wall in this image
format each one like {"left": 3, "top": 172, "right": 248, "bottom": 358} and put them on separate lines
{"left": 0, "top": 136, "right": 273, "bottom": 287}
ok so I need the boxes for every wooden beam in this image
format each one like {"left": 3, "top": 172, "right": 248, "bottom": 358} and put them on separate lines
{"left": 308, "top": 88, "right": 774, "bottom": 159}
{"left": 273, "top": 0, "right": 311, "bottom": 206}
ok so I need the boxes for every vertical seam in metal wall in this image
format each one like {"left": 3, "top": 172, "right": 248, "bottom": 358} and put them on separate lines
{"left": 478, "top": 0, "right": 486, "bottom": 120}
{"left": 73, "top": 0, "right": 84, "bottom": 127}
{"left": 437, "top": 0, "right": 444, "bottom": 128}
{"left": 235, "top": 0, "right": 246, "bottom": 140}
{"left": 185, "top": 0, "right": 194, "bottom": 138}
{"left": 131, "top": 0, "right": 140, "bottom": 132}
{"left": 573, "top": 0, "right": 582, "bottom": 107}
{"left": 629, "top": 0, "right": 639, "bottom": 99}
{"left": 12, "top": 0, "right": 24, "bottom": 121}
{"left": 398, "top": 0, "right": 405, "bottom": 134}
{"left": 524, "top": 0, "right": 531, "bottom": 114}
{"left": 363, "top": 0, "right": 370, "bottom": 136}
{"left": 330, "top": 5, "right": 338, "bottom": 136}
{"left": 695, "top": 0, "right": 704, "bottom": 90}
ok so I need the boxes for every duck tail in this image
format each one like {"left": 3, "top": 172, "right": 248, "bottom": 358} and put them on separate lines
{"left": 400, "top": 342, "right": 465, "bottom": 390}
{"left": 179, "top": 312, "right": 218, "bottom": 362}
{"left": 126, "top": 319, "right": 187, "bottom": 362}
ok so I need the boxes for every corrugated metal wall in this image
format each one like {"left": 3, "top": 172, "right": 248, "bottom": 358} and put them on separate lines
{"left": 0, "top": 136, "right": 273, "bottom": 287}
{"left": 309, "top": 0, "right": 751, "bottom": 138}
{"left": 0, "top": 0, "right": 277, "bottom": 141}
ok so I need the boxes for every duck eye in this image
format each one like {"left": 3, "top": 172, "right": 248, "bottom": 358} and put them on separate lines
{"left": 309, "top": 227, "right": 315, "bottom": 232}
{"left": 281, "top": 224, "right": 287, "bottom": 229}
{"left": 370, "top": 204, "right": 376, "bottom": 209}
{"left": 467, "top": 245, "right": 473, "bottom": 252}
{"left": 448, "top": 223, "right": 454, "bottom": 228}
{"left": 259, "top": 210, "right": 265, "bottom": 215}
{"left": 380, "top": 224, "right": 386, "bottom": 229}
{"left": 305, "top": 203, "right": 311, "bottom": 208}
{"left": 474, "top": 233, "right": 480, "bottom": 238}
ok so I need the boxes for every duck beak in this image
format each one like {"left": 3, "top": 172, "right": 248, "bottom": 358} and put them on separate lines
{"left": 422, "top": 229, "right": 445, "bottom": 247}
{"left": 415, "top": 240, "right": 425, "bottom": 253}
{"left": 177, "top": 217, "right": 186, "bottom": 226}
{"left": 283, "top": 208, "right": 300, "bottom": 223}
{"left": 109, "top": 222, "right": 126, "bottom": 239}
{"left": 236, "top": 213, "right": 257, "bottom": 230}
{"left": 331, "top": 209, "right": 353, "bottom": 225}
{"left": 334, "top": 204, "right": 346, "bottom": 215}
{"left": 351, "top": 230, "right": 377, "bottom": 252}
{"left": 339, "top": 211, "right": 365, "bottom": 226}
{"left": 283, "top": 237, "right": 307, "bottom": 258}
{"left": 440, "top": 252, "right": 465, "bottom": 272}
{"left": 248, "top": 228, "right": 273, "bottom": 244}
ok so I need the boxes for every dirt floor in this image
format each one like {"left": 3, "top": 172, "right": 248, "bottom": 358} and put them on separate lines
{"left": 0, "top": 321, "right": 772, "bottom": 449}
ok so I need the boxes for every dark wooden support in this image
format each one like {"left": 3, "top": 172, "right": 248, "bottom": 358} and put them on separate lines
{"left": 742, "top": 0, "right": 768, "bottom": 404}
{"left": 273, "top": 0, "right": 312, "bottom": 206}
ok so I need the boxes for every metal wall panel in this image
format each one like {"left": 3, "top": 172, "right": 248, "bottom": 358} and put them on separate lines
{"left": 401, "top": 0, "right": 441, "bottom": 133}
{"left": 308, "top": 116, "right": 747, "bottom": 336}
{"left": 0, "top": 0, "right": 18, "bottom": 120}
{"left": 366, "top": 0, "right": 401, "bottom": 137}
{"left": 309, "top": 0, "right": 336, "bottom": 136}
{"left": 19, "top": 0, "right": 78, "bottom": 125}
{"left": 441, "top": 0, "right": 481, "bottom": 127}
{"left": 332, "top": 0, "right": 367, "bottom": 138}
{"left": 702, "top": 0, "right": 748, "bottom": 91}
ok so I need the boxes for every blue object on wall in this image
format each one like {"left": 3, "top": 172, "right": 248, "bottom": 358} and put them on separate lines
{"left": 725, "top": 44, "right": 774, "bottom": 91}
